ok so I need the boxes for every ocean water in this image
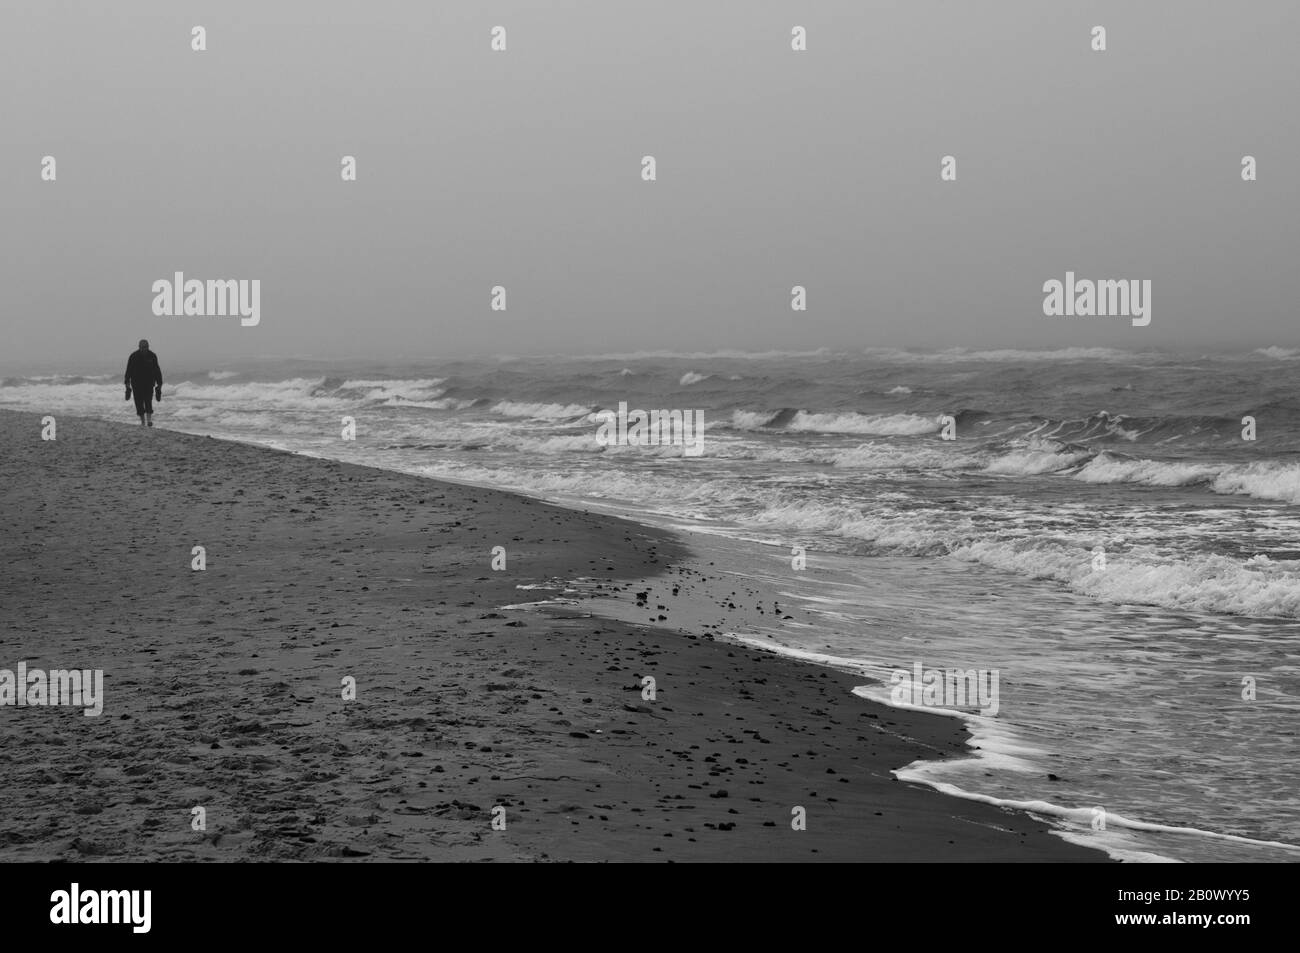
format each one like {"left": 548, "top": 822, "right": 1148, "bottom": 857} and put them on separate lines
{"left": 5, "top": 346, "right": 1300, "bottom": 862}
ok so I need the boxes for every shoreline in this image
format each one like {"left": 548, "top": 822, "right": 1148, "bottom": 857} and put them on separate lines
{"left": 0, "top": 409, "right": 1107, "bottom": 861}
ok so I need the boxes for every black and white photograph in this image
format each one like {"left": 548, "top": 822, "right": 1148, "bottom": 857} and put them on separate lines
{"left": 0, "top": 0, "right": 1293, "bottom": 935}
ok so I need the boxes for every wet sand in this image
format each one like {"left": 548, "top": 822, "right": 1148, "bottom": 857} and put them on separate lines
{"left": 0, "top": 409, "right": 1106, "bottom": 861}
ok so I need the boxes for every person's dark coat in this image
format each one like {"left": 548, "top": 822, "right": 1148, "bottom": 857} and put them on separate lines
{"left": 124, "top": 349, "right": 163, "bottom": 390}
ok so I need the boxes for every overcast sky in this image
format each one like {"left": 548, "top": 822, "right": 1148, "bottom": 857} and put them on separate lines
{"left": 2, "top": 1, "right": 1297, "bottom": 367}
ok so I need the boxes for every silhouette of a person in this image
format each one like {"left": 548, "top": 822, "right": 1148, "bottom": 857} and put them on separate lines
{"left": 124, "top": 339, "right": 163, "bottom": 427}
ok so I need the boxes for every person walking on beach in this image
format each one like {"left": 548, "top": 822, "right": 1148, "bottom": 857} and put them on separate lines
{"left": 124, "top": 339, "right": 163, "bottom": 427}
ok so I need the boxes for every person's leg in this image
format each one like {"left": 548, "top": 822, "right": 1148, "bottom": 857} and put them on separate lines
{"left": 141, "top": 391, "right": 154, "bottom": 426}
{"left": 132, "top": 389, "right": 147, "bottom": 423}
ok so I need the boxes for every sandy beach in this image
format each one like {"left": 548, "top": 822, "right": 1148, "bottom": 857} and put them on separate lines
{"left": 0, "top": 409, "right": 1105, "bottom": 862}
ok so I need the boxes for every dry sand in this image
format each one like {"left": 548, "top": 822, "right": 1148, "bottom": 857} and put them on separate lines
{"left": 0, "top": 410, "right": 1106, "bottom": 861}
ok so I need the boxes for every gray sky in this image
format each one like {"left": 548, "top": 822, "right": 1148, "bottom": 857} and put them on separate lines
{"left": 2, "top": 0, "right": 1297, "bottom": 366}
